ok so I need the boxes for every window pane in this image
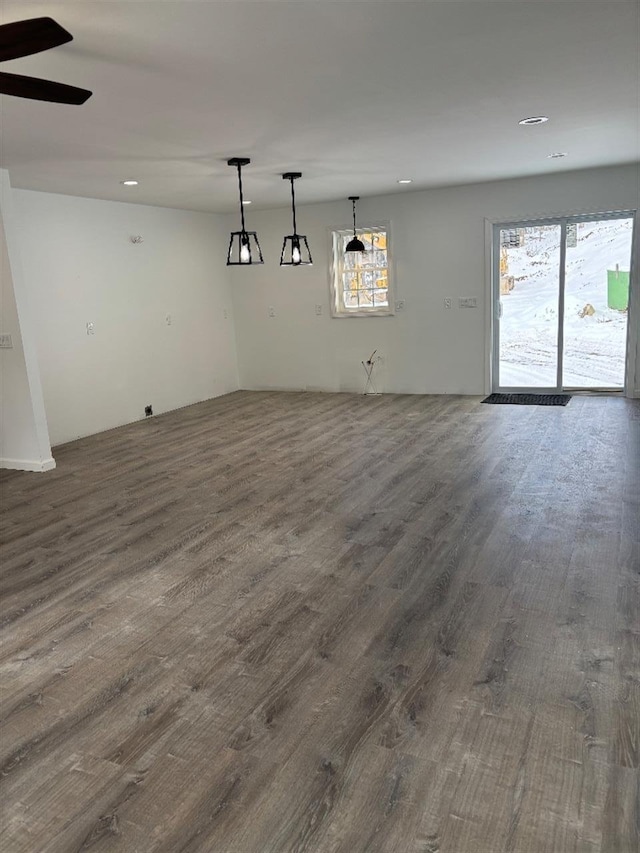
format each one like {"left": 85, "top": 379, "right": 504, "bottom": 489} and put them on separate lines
{"left": 372, "top": 288, "right": 388, "bottom": 306}
{"left": 562, "top": 217, "right": 632, "bottom": 388}
{"left": 498, "top": 224, "right": 561, "bottom": 387}
{"left": 360, "top": 253, "right": 386, "bottom": 270}
{"left": 362, "top": 231, "right": 386, "bottom": 250}
{"left": 342, "top": 270, "right": 358, "bottom": 291}
{"left": 360, "top": 249, "right": 387, "bottom": 267}
{"left": 343, "top": 246, "right": 359, "bottom": 269}
{"left": 342, "top": 271, "right": 362, "bottom": 308}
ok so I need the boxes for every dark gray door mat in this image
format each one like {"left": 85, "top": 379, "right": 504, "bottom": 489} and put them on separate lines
{"left": 482, "top": 393, "right": 571, "bottom": 406}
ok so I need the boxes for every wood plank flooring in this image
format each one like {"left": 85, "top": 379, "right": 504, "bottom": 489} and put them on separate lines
{"left": 0, "top": 391, "right": 638, "bottom": 852}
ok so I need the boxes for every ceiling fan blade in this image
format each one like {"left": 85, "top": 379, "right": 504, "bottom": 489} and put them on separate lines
{"left": 0, "top": 72, "right": 91, "bottom": 104}
{"left": 0, "top": 17, "right": 72, "bottom": 62}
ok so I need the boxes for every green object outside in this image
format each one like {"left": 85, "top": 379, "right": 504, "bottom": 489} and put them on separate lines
{"left": 607, "top": 268, "right": 629, "bottom": 311}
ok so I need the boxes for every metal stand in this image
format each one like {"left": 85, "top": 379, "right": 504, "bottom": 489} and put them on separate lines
{"left": 362, "top": 351, "right": 381, "bottom": 395}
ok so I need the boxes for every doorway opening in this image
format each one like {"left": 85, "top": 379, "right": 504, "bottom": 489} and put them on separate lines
{"left": 493, "top": 213, "right": 635, "bottom": 392}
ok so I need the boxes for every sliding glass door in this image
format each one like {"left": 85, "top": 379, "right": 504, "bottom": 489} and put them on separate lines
{"left": 493, "top": 213, "right": 635, "bottom": 392}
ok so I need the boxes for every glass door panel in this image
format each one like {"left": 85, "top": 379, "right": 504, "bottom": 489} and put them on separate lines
{"left": 562, "top": 217, "right": 633, "bottom": 389}
{"left": 497, "top": 224, "right": 561, "bottom": 388}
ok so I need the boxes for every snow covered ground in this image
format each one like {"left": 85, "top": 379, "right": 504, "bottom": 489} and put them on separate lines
{"left": 499, "top": 218, "right": 633, "bottom": 388}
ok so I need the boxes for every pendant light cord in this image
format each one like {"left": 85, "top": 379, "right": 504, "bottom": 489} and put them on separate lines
{"left": 290, "top": 177, "right": 298, "bottom": 235}
{"left": 237, "top": 163, "right": 247, "bottom": 233}
{"left": 352, "top": 198, "right": 357, "bottom": 237}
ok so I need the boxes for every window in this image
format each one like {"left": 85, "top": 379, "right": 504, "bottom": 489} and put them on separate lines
{"left": 330, "top": 225, "right": 393, "bottom": 317}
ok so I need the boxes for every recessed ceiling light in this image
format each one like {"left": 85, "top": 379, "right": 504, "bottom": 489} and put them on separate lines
{"left": 242, "top": 200, "right": 252, "bottom": 205}
{"left": 518, "top": 116, "right": 549, "bottom": 126}
{"left": 548, "top": 152, "right": 568, "bottom": 159}
{"left": 120, "top": 180, "right": 138, "bottom": 186}
{"left": 397, "top": 179, "right": 412, "bottom": 184}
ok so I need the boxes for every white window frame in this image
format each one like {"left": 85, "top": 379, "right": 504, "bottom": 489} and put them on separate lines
{"left": 328, "top": 221, "right": 394, "bottom": 318}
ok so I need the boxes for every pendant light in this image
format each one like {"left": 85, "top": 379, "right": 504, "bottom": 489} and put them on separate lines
{"left": 345, "top": 196, "right": 366, "bottom": 253}
{"left": 227, "top": 157, "right": 263, "bottom": 265}
{"left": 280, "top": 172, "right": 312, "bottom": 266}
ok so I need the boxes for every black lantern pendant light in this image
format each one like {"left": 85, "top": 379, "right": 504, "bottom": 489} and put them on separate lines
{"left": 345, "top": 196, "right": 366, "bottom": 253}
{"left": 227, "top": 157, "right": 263, "bottom": 265}
{"left": 280, "top": 172, "right": 312, "bottom": 266}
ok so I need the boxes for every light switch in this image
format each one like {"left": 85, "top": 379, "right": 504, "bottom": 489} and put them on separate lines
{"left": 0, "top": 334, "right": 13, "bottom": 348}
{"left": 459, "top": 297, "right": 478, "bottom": 308}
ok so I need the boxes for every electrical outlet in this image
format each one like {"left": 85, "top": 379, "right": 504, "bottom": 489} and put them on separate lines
{"left": 459, "top": 297, "right": 478, "bottom": 308}
{"left": 223, "top": 309, "right": 229, "bottom": 320}
{"left": 0, "top": 334, "right": 13, "bottom": 348}
{"left": 145, "top": 405, "right": 153, "bottom": 417}
{"left": 395, "top": 299, "right": 406, "bottom": 311}
{"left": 268, "top": 306, "right": 276, "bottom": 318}
{"left": 444, "top": 298, "right": 452, "bottom": 309}
{"left": 165, "top": 314, "right": 172, "bottom": 325}
{"left": 86, "top": 322, "right": 95, "bottom": 335}
{"left": 315, "top": 304, "right": 323, "bottom": 316}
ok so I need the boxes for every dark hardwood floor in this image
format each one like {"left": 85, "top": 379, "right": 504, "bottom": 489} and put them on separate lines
{"left": 0, "top": 391, "right": 638, "bottom": 852}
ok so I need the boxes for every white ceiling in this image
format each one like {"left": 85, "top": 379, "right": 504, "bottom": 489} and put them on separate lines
{"left": 1, "top": 0, "right": 638, "bottom": 213}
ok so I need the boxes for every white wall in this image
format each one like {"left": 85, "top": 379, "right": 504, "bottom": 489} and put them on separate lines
{"left": 15, "top": 190, "right": 239, "bottom": 446}
{"left": 0, "top": 172, "right": 55, "bottom": 471}
{"left": 229, "top": 164, "right": 639, "bottom": 396}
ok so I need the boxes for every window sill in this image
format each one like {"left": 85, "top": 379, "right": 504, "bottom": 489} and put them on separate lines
{"left": 331, "top": 309, "right": 395, "bottom": 319}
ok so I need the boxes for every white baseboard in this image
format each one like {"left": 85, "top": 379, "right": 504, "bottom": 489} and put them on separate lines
{"left": 0, "top": 457, "right": 56, "bottom": 472}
